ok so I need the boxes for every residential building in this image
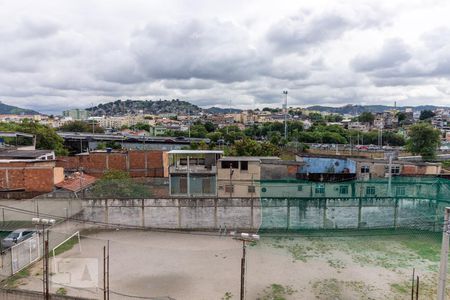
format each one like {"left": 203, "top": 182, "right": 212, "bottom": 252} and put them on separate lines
{"left": 168, "top": 150, "right": 223, "bottom": 196}
{"left": 217, "top": 156, "right": 301, "bottom": 197}
{"left": 62, "top": 109, "right": 91, "bottom": 120}
{"left": 297, "top": 156, "right": 357, "bottom": 181}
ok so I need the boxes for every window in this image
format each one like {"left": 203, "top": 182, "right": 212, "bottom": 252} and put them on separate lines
{"left": 339, "top": 185, "right": 348, "bottom": 195}
{"left": 297, "top": 185, "right": 303, "bottom": 192}
{"left": 248, "top": 185, "right": 256, "bottom": 193}
{"left": 261, "top": 187, "right": 267, "bottom": 193}
{"left": 240, "top": 161, "right": 249, "bottom": 171}
{"left": 225, "top": 185, "right": 234, "bottom": 193}
{"left": 396, "top": 186, "right": 406, "bottom": 196}
{"left": 221, "top": 161, "right": 239, "bottom": 169}
{"left": 391, "top": 166, "right": 400, "bottom": 174}
{"left": 361, "top": 166, "right": 370, "bottom": 173}
{"left": 366, "top": 186, "right": 376, "bottom": 195}
{"left": 315, "top": 184, "right": 325, "bottom": 194}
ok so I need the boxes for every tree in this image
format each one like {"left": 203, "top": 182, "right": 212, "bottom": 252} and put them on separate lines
{"left": 358, "top": 112, "right": 375, "bottom": 124}
{"left": 406, "top": 123, "right": 441, "bottom": 160}
{"left": 59, "top": 120, "right": 104, "bottom": 133}
{"left": 419, "top": 110, "right": 435, "bottom": 120}
{"left": 91, "top": 170, "right": 151, "bottom": 198}
{"left": 397, "top": 112, "right": 407, "bottom": 125}
{"left": 309, "top": 112, "right": 323, "bottom": 122}
{"left": 0, "top": 120, "right": 68, "bottom": 155}
{"left": 228, "top": 138, "right": 280, "bottom": 156}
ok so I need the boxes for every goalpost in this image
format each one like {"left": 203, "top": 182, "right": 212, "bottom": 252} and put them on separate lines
{"left": 51, "top": 231, "right": 82, "bottom": 271}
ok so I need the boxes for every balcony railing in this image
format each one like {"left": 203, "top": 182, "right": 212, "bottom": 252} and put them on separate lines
{"left": 169, "top": 165, "right": 217, "bottom": 174}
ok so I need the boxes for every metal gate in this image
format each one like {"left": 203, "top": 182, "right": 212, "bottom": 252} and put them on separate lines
{"left": 11, "top": 234, "right": 40, "bottom": 274}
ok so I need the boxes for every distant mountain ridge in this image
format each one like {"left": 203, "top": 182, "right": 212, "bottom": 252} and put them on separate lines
{"left": 88, "top": 99, "right": 242, "bottom": 116}
{"left": 86, "top": 100, "right": 449, "bottom": 117}
{"left": 204, "top": 107, "right": 242, "bottom": 114}
{"left": 306, "top": 104, "right": 448, "bottom": 115}
{"left": 0, "top": 101, "right": 40, "bottom": 115}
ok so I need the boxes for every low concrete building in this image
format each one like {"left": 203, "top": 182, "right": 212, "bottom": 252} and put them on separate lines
{"left": 354, "top": 158, "right": 442, "bottom": 179}
{"left": 217, "top": 156, "right": 301, "bottom": 197}
{"left": 168, "top": 150, "right": 223, "bottom": 197}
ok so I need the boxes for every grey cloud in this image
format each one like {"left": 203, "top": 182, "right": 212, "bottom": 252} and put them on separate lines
{"left": 267, "top": 12, "right": 351, "bottom": 52}
{"left": 16, "top": 18, "right": 60, "bottom": 39}
{"left": 266, "top": 5, "right": 388, "bottom": 54}
{"left": 127, "top": 19, "right": 268, "bottom": 83}
{"left": 351, "top": 38, "right": 411, "bottom": 72}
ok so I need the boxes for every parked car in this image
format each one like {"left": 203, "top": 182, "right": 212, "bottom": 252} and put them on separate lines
{"left": 1, "top": 229, "right": 37, "bottom": 249}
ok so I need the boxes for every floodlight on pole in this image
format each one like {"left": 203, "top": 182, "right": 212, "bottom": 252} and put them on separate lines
{"left": 32, "top": 217, "right": 55, "bottom": 300}
{"left": 231, "top": 232, "right": 260, "bottom": 300}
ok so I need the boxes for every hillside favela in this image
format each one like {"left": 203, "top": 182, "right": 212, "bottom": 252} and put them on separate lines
{"left": 1, "top": 1, "right": 450, "bottom": 300}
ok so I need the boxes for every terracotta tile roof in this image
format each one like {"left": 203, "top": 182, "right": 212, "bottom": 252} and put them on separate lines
{"left": 55, "top": 172, "right": 97, "bottom": 192}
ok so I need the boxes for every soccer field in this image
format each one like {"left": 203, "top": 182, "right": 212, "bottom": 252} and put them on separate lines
{"left": 10, "top": 229, "right": 450, "bottom": 299}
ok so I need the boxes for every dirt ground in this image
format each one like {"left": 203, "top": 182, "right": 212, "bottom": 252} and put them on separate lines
{"left": 9, "top": 229, "right": 450, "bottom": 300}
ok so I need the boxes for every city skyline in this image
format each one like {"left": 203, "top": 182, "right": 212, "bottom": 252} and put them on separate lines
{"left": 2, "top": 0, "right": 450, "bottom": 114}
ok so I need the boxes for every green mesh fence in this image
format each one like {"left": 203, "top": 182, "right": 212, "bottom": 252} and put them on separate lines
{"left": 259, "top": 177, "right": 450, "bottom": 233}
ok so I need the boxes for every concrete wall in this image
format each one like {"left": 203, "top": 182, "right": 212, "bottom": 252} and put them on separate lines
{"left": 260, "top": 197, "right": 443, "bottom": 231}
{"left": 0, "top": 199, "right": 82, "bottom": 224}
{"left": 82, "top": 198, "right": 261, "bottom": 231}
{"left": 80, "top": 195, "right": 446, "bottom": 232}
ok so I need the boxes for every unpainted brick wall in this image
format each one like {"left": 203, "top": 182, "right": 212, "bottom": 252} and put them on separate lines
{"left": 57, "top": 150, "right": 165, "bottom": 178}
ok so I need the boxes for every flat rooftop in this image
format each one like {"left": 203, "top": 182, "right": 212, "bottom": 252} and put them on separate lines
{"left": 168, "top": 150, "right": 223, "bottom": 154}
{"left": 0, "top": 149, "right": 53, "bottom": 159}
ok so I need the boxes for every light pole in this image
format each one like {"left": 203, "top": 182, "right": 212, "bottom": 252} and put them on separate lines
{"left": 231, "top": 232, "right": 260, "bottom": 300}
{"left": 32, "top": 218, "right": 55, "bottom": 300}
{"left": 283, "top": 91, "right": 288, "bottom": 140}
{"left": 438, "top": 207, "right": 450, "bottom": 300}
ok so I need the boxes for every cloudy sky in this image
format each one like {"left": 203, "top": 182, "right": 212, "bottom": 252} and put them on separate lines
{"left": 1, "top": 0, "right": 450, "bottom": 114}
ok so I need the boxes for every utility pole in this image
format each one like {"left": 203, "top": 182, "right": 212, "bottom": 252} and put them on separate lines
{"left": 438, "top": 207, "right": 450, "bottom": 300}
{"left": 283, "top": 91, "right": 288, "bottom": 140}
{"left": 32, "top": 218, "right": 55, "bottom": 300}
{"left": 188, "top": 109, "right": 191, "bottom": 138}
{"left": 92, "top": 102, "right": 95, "bottom": 134}
{"left": 388, "top": 153, "right": 393, "bottom": 197}
{"left": 231, "top": 232, "right": 260, "bottom": 300}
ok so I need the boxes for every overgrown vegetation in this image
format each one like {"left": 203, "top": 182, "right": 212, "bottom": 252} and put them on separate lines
{"left": 257, "top": 284, "right": 296, "bottom": 300}
{"left": 53, "top": 235, "right": 79, "bottom": 256}
{"left": 91, "top": 170, "right": 151, "bottom": 198}
{"left": 56, "top": 287, "right": 67, "bottom": 295}
{"left": 0, "top": 120, "right": 68, "bottom": 155}
{"left": 4, "top": 268, "right": 30, "bottom": 288}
